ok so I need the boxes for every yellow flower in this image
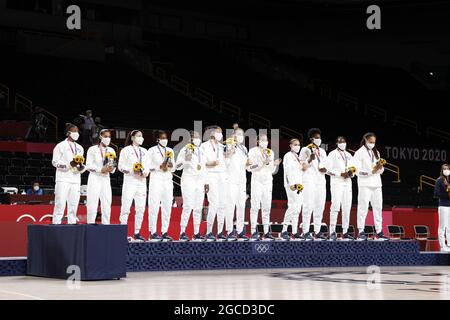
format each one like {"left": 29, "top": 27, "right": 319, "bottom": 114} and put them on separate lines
{"left": 186, "top": 143, "right": 195, "bottom": 151}
{"left": 265, "top": 148, "right": 272, "bottom": 156}
{"left": 133, "top": 162, "right": 143, "bottom": 171}
{"left": 295, "top": 184, "right": 304, "bottom": 193}
{"left": 73, "top": 155, "right": 85, "bottom": 164}
{"left": 377, "top": 158, "right": 387, "bottom": 166}
{"left": 225, "top": 137, "right": 236, "bottom": 145}
{"left": 348, "top": 166, "right": 357, "bottom": 175}
{"left": 105, "top": 152, "right": 115, "bottom": 160}
{"left": 307, "top": 143, "right": 316, "bottom": 150}
{"left": 446, "top": 186, "right": 450, "bottom": 193}
{"left": 165, "top": 151, "right": 173, "bottom": 159}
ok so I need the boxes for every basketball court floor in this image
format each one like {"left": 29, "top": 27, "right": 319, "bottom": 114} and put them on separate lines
{"left": 1, "top": 266, "right": 450, "bottom": 300}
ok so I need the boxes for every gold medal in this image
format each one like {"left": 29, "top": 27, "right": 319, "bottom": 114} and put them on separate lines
{"left": 197, "top": 164, "right": 202, "bottom": 170}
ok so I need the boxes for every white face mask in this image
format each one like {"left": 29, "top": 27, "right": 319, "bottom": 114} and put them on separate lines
{"left": 313, "top": 138, "right": 322, "bottom": 147}
{"left": 193, "top": 138, "right": 201, "bottom": 147}
{"left": 443, "top": 169, "right": 450, "bottom": 177}
{"left": 259, "top": 141, "right": 268, "bottom": 149}
{"left": 69, "top": 132, "right": 79, "bottom": 141}
{"left": 236, "top": 135, "right": 244, "bottom": 144}
{"left": 101, "top": 137, "right": 111, "bottom": 146}
{"left": 33, "top": 186, "right": 40, "bottom": 191}
{"left": 214, "top": 132, "right": 223, "bottom": 142}
{"left": 337, "top": 143, "right": 347, "bottom": 151}
{"left": 134, "top": 136, "right": 144, "bottom": 146}
{"left": 292, "top": 145, "right": 300, "bottom": 153}
{"left": 159, "top": 139, "right": 168, "bottom": 147}
{"left": 366, "top": 143, "right": 375, "bottom": 150}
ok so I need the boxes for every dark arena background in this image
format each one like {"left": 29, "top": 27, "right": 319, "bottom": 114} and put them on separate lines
{"left": 0, "top": 0, "right": 450, "bottom": 310}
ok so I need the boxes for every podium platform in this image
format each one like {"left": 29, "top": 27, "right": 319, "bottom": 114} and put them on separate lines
{"left": 27, "top": 224, "right": 128, "bottom": 280}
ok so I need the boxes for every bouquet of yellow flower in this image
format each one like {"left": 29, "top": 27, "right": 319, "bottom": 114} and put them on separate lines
{"left": 347, "top": 166, "right": 357, "bottom": 177}
{"left": 186, "top": 143, "right": 195, "bottom": 152}
{"left": 225, "top": 137, "right": 236, "bottom": 146}
{"left": 104, "top": 152, "right": 116, "bottom": 168}
{"left": 295, "top": 184, "right": 304, "bottom": 194}
{"left": 165, "top": 150, "right": 173, "bottom": 160}
{"left": 264, "top": 148, "right": 272, "bottom": 156}
{"left": 133, "top": 162, "right": 143, "bottom": 173}
{"left": 307, "top": 143, "right": 316, "bottom": 151}
{"left": 105, "top": 152, "right": 115, "bottom": 160}
{"left": 376, "top": 158, "right": 387, "bottom": 167}
{"left": 73, "top": 155, "right": 85, "bottom": 165}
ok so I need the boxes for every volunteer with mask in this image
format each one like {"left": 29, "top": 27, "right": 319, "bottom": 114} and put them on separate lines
{"left": 434, "top": 164, "right": 450, "bottom": 252}
{"left": 327, "top": 136, "right": 354, "bottom": 241}
{"left": 225, "top": 128, "right": 250, "bottom": 241}
{"left": 281, "top": 138, "right": 303, "bottom": 241}
{"left": 354, "top": 132, "right": 389, "bottom": 241}
{"left": 118, "top": 130, "right": 149, "bottom": 242}
{"left": 147, "top": 131, "right": 176, "bottom": 242}
{"left": 176, "top": 131, "right": 208, "bottom": 241}
{"left": 299, "top": 128, "right": 328, "bottom": 241}
{"left": 248, "top": 134, "right": 282, "bottom": 241}
{"left": 51, "top": 123, "right": 85, "bottom": 224}
{"left": 85, "top": 129, "right": 116, "bottom": 224}
{"left": 201, "top": 126, "right": 230, "bottom": 241}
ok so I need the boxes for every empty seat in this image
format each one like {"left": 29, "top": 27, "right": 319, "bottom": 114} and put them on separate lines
{"left": 0, "top": 151, "right": 14, "bottom": 158}
{"left": 5, "top": 175, "right": 22, "bottom": 185}
{"left": 0, "top": 158, "right": 10, "bottom": 166}
{"left": 10, "top": 158, "right": 26, "bottom": 167}
{"left": 27, "top": 159, "right": 42, "bottom": 167}
{"left": 40, "top": 176, "right": 54, "bottom": 186}
{"left": 29, "top": 153, "right": 44, "bottom": 159}
{"left": 8, "top": 167, "right": 26, "bottom": 175}
{"left": 23, "top": 176, "right": 38, "bottom": 186}
{"left": 26, "top": 167, "right": 41, "bottom": 176}
{"left": 41, "top": 167, "right": 55, "bottom": 176}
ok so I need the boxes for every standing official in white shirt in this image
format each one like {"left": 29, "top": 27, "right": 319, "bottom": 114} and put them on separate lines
{"left": 85, "top": 129, "right": 116, "bottom": 225}
{"left": 51, "top": 123, "right": 85, "bottom": 224}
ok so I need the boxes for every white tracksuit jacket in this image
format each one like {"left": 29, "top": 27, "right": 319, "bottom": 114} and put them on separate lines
{"left": 282, "top": 151, "right": 304, "bottom": 233}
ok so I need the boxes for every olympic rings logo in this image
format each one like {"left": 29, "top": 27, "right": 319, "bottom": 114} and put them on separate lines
{"left": 254, "top": 243, "right": 270, "bottom": 253}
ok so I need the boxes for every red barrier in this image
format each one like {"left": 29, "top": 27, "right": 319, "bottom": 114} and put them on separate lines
{"left": 0, "top": 141, "right": 56, "bottom": 153}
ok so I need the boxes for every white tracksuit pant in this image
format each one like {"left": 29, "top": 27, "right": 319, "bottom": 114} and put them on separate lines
{"left": 206, "top": 173, "right": 230, "bottom": 234}
{"left": 52, "top": 181, "right": 81, "bottom": 224}
{"left": 119, "top": 183, "right": 147, "bottom": 234}
{"left": 180, "top": 175, "right": 204, "bottom": 235}
{"left": 148, "top": 179, "right": 173, "bottom": 235}
{"left": 283, "top": 187, "right": 303, "bottom": 234}
{"left": 438, "top": 206, "right": 450, "bottom": 249}
{"left": 250, "top": 180, "right": 272, "bottom": 234}
{"left": 301, "top": 182, "right": 326, "bottom": 234}
{"left": 86, "top": 174, "right": 112, "bottom": 224}
{"left": 330, "top": 183, "right": 352, "bottom": 234}
{"left": 357, "top": 186, "right": 383, "bottom": 233}
{"left": 229, "top": 182, "right": 246, "bottom": 234}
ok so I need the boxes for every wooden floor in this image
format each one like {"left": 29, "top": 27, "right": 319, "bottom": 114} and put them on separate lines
{"left": 1, "top": 266, "right": 450, "bottom": 300}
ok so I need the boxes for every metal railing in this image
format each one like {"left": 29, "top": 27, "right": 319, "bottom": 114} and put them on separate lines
{"left": 0, "top": 82, "right": 9, "bottom": 109}
{"left": 280, "top": 126, "right": 303, "bottom": 145}
{"left": 426, "top": 127, "right": 450, "bottom": 143}
{"left": 220, "top": 100, "right": 241, "bottom": 121}
{"left": 249, "top": 112, "right": 271, "bottom": 130}
{"left": 419, "top": 175, "right": 436, "bottom": 191}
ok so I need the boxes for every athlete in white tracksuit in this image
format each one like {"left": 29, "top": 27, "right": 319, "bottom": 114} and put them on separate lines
{"left": 281, "top": 139, "right": 303, "bottom": 239}
{"left": 176, "top": 131, "right": 208, "bottom": 241}
{"left": 327, "top": 137, "right": 354, "bottom": 240}
{"left": 51, "top": 124, "right": 85, "bottom": 224}
{"left": 118, "top": 130, "right": 149, "bottom": 241}
{"left": 146, "top": 132, "right": 176, "bottom": 241}
{"left": 247, "top": 135, "right": 281, "bottom": 241}
{"left": 224, "top": 128, "right": 249, "bottom": 240}
{"left": 299, "top": 128, "right": 328, "bottom": 240}
{"left": 201, "top": 126, "right": 230, "bottom": 241}
{"left": 354, "top": 132, "right": 388, "bottom": 241}
{"left": 85, "top": 129, "right": 116, "bottom": 224}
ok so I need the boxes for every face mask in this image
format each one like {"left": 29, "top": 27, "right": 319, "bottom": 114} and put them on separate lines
{"left": 366, "top": 143, "right": 375, "bottom": 150}
{"left": 101, "top": 137, "right": 111, "bottom": 146}
{"left": 214, "top": 132, "right": 223, "bottom": 141}
{"left": 134, "top": 136, "right": 144, "bottom": 146}
{"left": 236, "top": 135, "right": 244, "bottom": 144}
{"left": 313, "top": 138, "right": 322, "bottom": 147}
{"left": 69, "top": 132, "right": 79, "bottom": 141}
{"left": 193, "top": 138, "right": 201, "bottom": 147}
{"left": 443, "top": 170, "right": 450, "bottom": 177}
{"left": 337, "top": 143, "right": 347, "bottom": 151}
{"left": 259, "top": 141, "right": 268, "bottom": 148}
{"left": 33, "top": 186, "right": 40, "bottom": 191}
{"left": 159, "top": 139, "right": 168, "bottom": 147}
{"left": 292, "top": 145, "right": 300, "bottom": 153}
